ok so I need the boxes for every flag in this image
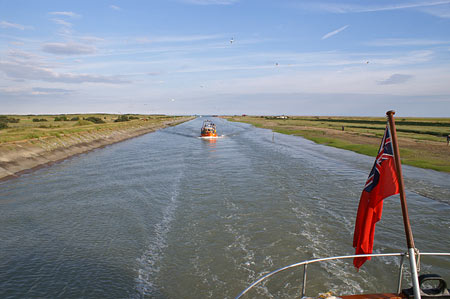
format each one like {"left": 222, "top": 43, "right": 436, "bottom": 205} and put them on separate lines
{"left": 353, "top": 124, "right": 399, "bottom": 269}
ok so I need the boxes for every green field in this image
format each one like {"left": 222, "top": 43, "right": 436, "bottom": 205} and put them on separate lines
{"left": 226, "top": 116, "right": 450, "bottom": 172}
{"left": 0, "top": 114, "right": 184, "bottom": 143}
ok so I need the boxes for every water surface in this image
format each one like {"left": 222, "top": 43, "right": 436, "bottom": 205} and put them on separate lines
{"left": 1, "top": 117, "right": 449, "bottom": 298}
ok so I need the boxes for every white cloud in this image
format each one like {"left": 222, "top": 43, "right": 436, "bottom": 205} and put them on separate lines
{"left": 0, "top": 86, "right": 74, "bottom": 96}
{"left": 110, "top": 5, "right": 121, "bottom": 11}
{"left": 0, "top": 86, "right": 30, "bottom": 94}
{"left": 135, "top": 34, "right": 224, "bottom": 44}
{"left": 420, "top": 5, "right": 450, "bottom": 17}
{"left": 300, "top": 0, "right": 450, "bottom": 18}
{"left": 51, "top": 19, "right": 73, "bottom": 27}
{"left": 31, "top": 87, "right": 74, "bottom": 95}
{"left": 321, "top": 25, "right": 349, "bottom": 40}
{"left": 0, "top": 61, "right": 129, "bottom": 84}
{"left": 48, "top": 11, "right": 81, "bottom": 18}
{"left": 9, "top": 41, "right": 25, "bottom": 46}
{"left": 367, "top": 38, "right": 450, "bottom": 47}
{"left": 8, "top": 49, "right": 40, "bottom": 60}
{"left": 0, "top": 21, "right": 33, "bottom": 30}
{"left": 79, "top": 36, "right": 105, "bottom": 43}
{"left": 378, "top": 74, "right": 414, "bottom": 85}
{"left": 187, "top": 66, "right": 450, "bottom": 98}
{"left": 42, "top": 42, "right": 96, "bottom": 55}
{"left": 370, "top": 50, "right": 434, "bottom": 65}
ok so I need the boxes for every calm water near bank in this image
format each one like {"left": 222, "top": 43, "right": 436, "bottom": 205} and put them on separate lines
{"left": 1, "top": 117, "right": 449, "bottom": 298}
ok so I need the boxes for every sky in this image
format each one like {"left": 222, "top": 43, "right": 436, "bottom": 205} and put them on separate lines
{"left": 1, "top": 0, "right": 450, "bottom": 116}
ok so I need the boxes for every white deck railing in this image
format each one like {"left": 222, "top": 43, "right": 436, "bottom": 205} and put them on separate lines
{"left": 235, "top": 252, "right": 450, "bottom": 298}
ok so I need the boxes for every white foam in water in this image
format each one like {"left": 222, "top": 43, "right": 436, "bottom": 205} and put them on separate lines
{"left": 135, "top": 189, "right": 180, "bottom": 297}
{"left": 198, "top": 135, "right": 225, "bottom": 139}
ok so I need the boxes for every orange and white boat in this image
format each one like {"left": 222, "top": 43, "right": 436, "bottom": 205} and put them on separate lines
{"left": 200, "top": 120, "right": 217, "bottom": 138}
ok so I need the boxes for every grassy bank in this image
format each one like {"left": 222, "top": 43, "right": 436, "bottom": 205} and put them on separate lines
{"left": 226, "top": 116, "right": 450, "bottom": 172}
{"left": 0, "top": 114, "right": 193, "bottom": 180}
{"left": 0, "top": 114, "right": 185, "bottom": 143}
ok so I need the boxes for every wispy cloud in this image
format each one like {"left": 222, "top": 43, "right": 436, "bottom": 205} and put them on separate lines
{"left": 51, "top": 19, "right": 73, "bottom": 27}
{"left": 42, "top": 42, "right": 96, "bottom": 55}
{"left": 110, "top": 5, "right": 121, "bottom": 11}
{"left": 9, "top": 41, "right": 25, "bottom": 46}
{"left": 365, "top": 50, "right": 433, "bottom": 66}
{"left": 367, "top": 38, "right": 450, "bottom": 47}
{"left": 321, "top": 25, "right": 349, "bottom": 40}
{"left": 8, "top": 49, "right": 43, "bottom": 62}
{"left": 180, "top": 0, "right": 238, "bottom": 5}
{"left": 0, "top": 61, "right": 129, "bottom": 84}
{"left": 0, "top": 21, "right": 33, "bottom": 30}
{"left": 1, "top": 49, "right": 129, "bottom": 85}
{"left": 0, "top": 86, "right": 74, "bottom": 96}
{"left": 79, "top": 36, "right": 105, "bottom": 43}
{"left": 421, "top": 5, "right": 450, "bottom": 17}
{"left": 48, "top": 11, "right": 81, "bottom": 18}
{"left": 135, "top": 34, "right": 224, "bottom": 44}
{"left": 378, "top": 73, "right": 414, "bottom": 85}
{"left": 301, "top": 0, "right": 450, "bottom": 17}
{"left": 31, "top": 87, "right": 74, "bottom": 95}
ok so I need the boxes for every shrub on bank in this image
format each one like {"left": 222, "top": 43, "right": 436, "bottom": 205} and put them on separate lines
{"left": 54, "top": 116, "right": 68, "bottom": 121}
{"left": 84, "top": 116, "right": 105, "bottom": 124}
{"left": 0, "top": 116, "right": 20, "bottom": 123}
{"left": 114, "top": 115, "right": 130, "bottom": 122}
{"left": 74, "top": 120, "right": 94, "bottom": 126}
{"left": 114, "top": 115, "right": 139, "bottom": 122}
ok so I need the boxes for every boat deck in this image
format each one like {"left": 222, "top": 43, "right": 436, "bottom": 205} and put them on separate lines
{"left": 341, "top": 293, "right": 406, "bottom": 299}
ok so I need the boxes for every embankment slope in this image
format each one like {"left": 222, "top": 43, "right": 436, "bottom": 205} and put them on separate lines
{"left": 0, "top": 117, "right": 193, "bottom": 181}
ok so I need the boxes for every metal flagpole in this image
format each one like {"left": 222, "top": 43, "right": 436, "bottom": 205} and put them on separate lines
{"left": 386, "top": 110, "right": 421, "bottom": 299}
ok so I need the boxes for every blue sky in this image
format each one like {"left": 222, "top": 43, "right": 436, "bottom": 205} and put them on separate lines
{"left": 1, "top": 0, "right": 450, "bottom": 116}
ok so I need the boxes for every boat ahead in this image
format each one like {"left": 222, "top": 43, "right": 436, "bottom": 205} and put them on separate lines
{"left": 201, "top": 120, "right": 217, "bottom": 138}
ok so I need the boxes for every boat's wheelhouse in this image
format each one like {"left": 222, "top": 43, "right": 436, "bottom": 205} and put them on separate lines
{"left": 201, "top": 120, "right": 217, "bottom": 137}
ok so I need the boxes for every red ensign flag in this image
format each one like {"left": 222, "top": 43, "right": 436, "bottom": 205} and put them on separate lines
{"left": 353, "top": 125, "right": 399, "bottom": 269}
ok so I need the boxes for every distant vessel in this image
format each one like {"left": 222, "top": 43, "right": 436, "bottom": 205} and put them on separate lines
{"left": 200, "top": 120, "right": 217, "bottom": 138}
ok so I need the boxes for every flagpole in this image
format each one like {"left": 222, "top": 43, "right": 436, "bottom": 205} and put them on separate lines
{"left": 386, "top": 110, "right": 421, "bottom": 299}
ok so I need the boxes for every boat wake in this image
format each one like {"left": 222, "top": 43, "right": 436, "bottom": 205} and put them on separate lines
{"left": 135, "top": 170, "right": 184, "bottom": 297}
